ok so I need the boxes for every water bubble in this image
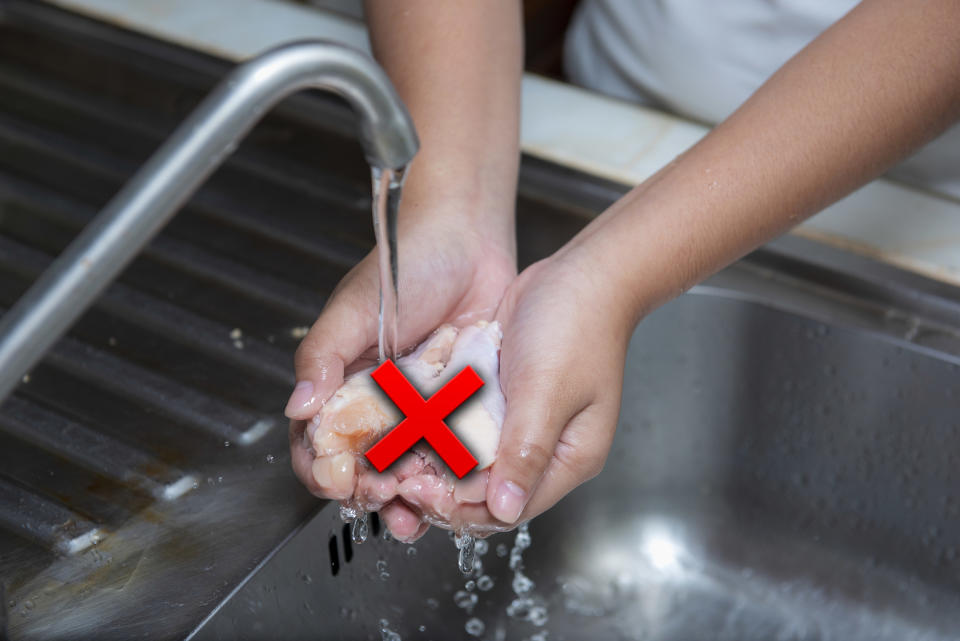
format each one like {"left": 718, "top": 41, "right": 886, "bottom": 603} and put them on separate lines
{"left": 265, "top": 454, "right": 275, "bottom": 464}
{"left": 418, "top": 625, "right": 426, "bottom": 632}
{"left": 405, "top": 546, "right": 417, "bottom": 558}
{"left": 507, "top": 597, "right": 534, "bottom": 619}
{"left": 514, "top": 524, "right": 531, "bottom": 550}
{"left": 527, "top": 632, "right": 549, "bottom": 641}
{"left": 477, "top": 575, "right": 494, "bottom": 591}
{"left": 512, "top": 572, "right": 534, "bottom": 595}
{"left": 23, "top": 600, "right": 34, "bottom": 610}
{"left": 379, "top": 618, "right": 402, "bottom": 641}
{"left": 496, "top": 543, "right": 509, "bottom": 557}
{"left": 297, "top": 570, "right": 312, "bottom": 584}
{"left": 474, "top": 539, "right": 489, "bottom": 556}
{"left": 426, "top": 598, "right": 439, "bottom": 610}
{"left": 223, "top": 440, "right": 231, "bottom": 448}
{"left": 465, "top": 618, "right": 485, "bottom": 636}
{"left": 376, "top": 559, "right": 390, "bottom": 581}
{"left": 528, "top": 605, "right": 548, "bottom": 626}
{"left": 454, "top": 590, "right": 478, "bottom": 613}
{"left": 465, "top": 580, "right": 476, "bottom": 592}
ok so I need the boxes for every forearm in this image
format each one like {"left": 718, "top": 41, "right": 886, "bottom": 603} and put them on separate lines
{"left": 364, "top": 1, "right": 523, "bottom": 246}
{"left": 566, "top": 0, "right": 960, "bottom": 326}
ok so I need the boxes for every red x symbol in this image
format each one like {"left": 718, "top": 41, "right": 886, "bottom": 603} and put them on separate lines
{"left": 364, "top": 360, "right": 483, "bottom": 478}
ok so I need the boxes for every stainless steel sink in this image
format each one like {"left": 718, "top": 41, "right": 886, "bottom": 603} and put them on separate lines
{"left": 3, "top": 2, "right": 960, "bottom": 640}
{"left": 195, "top": 253, "right": 960, "bottom": 641}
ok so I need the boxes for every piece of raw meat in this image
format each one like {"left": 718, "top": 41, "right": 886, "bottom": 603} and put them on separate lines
{"left": 306, "top": 321, "right": 505, "bottom": 533}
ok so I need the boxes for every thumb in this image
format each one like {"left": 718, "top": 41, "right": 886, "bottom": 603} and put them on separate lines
{"left": 285, "top": 281, "right": 377, "bottom": 420}
{"left": 486, "top": 366, "right": 585, "bottom": 524}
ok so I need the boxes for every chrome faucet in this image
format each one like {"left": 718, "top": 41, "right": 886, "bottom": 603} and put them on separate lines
{"left": 0, "top": 40, "right": 418, "bottom": 402}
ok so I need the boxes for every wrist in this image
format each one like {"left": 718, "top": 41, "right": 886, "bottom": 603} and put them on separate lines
{"left": 398, "top": 153, "right": 518, "bottom": 253}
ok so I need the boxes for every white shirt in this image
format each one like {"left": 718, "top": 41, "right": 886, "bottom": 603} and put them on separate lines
{"left": 564, "top": 0, "right": 960, "bottom": 200}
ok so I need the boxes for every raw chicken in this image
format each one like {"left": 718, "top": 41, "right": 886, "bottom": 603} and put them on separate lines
{"left": 306, "top": 321, "right": 505, "bottom": 532}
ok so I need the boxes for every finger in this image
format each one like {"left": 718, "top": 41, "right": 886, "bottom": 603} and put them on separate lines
{"left": 289, "top": 419, "right": 327, "bottom": 497}
{"left": 515, "top": 403, "right": 616, "bottom": 521}
{"left": 454, "top": 468, "right": 489, "bottom": 504}
{"left": 485, "top": 363, "right": 588, "bottom": 524}
{"left": 397, "top": 474, "right": 458, "bottom": 522}
{"left": 380, "top": 499, "right": 426, "bottom": 542}
{"left": 356, "top": 468, "right": 401, "bottom": 510}
{"left": 285, "top": 270, "right": 377, "bottom": 420}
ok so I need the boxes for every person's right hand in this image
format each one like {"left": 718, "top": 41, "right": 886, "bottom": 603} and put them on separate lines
{"left": 285, "top": 206, "right": 515, "bottom": 542}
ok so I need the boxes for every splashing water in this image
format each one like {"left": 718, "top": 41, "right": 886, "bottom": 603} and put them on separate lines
{"left": 456, "top": 532, "right": 477, "bottom": 576}
{"left": 379, "top": 618, "right": 402, "bottom": 641}
{"left": 465, "top": 617, "right": 486, "bottom": 636}
{"left": 351, "top": 511, "right": 369, "bottom": 544}
{"left": 505, "top": 523, "right": 549, "bottom": 627}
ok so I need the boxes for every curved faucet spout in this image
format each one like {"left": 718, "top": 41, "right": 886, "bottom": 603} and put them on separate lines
{"left": 0, "top": 40, "right": 418, "bottom": 403}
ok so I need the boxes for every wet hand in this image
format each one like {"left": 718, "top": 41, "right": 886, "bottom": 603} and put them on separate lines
{"left": 286, "top": 214, "right": 515, "bottom": 541}
{"left": 398, "top": 250, "right": 637, "bottom": 534}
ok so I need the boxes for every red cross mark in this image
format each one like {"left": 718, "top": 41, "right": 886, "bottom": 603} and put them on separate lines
{"left": 364, "top": 360, "right": 483, "bottom": 478}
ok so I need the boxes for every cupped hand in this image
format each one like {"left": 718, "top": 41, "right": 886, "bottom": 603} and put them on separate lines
{"left": 396, "top": 248, "right": 638, "bottom": 535}
{"left": 287, "top": 212, "right": 515, "bottom": 541}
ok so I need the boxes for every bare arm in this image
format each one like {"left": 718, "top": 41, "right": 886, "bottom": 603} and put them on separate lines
{"left": 483, "top": 0, "right": 960, "bottom": 526}
{"left": 568, "top": 0, "right": 960, "bottom": 328}
{"left": 364, "top": 0, "right": 523, "bottom": 247}
{"left": 290, "top": 2, "right": 523, "bottom": 540}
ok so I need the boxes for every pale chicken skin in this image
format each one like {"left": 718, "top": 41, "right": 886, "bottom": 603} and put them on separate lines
{"left": 306, "top": 321, "right": 505, "bottom": 532}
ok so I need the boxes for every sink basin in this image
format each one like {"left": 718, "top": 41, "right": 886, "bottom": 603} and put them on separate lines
{"left": 2, "top": 2, "right": 960, "bottom": 640}
{"left": 196, "top": 280, "right": 960, "bottom": 640}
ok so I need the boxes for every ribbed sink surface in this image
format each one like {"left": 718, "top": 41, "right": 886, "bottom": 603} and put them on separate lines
{"left": 3, "top": 2, "right": 960, "bottom": 640}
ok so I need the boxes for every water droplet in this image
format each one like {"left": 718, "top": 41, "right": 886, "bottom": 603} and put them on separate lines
{"left": 352, "top": 512, "right": 369, "bottom": 544}
{"left": 529, "top": 605, "right": 548, "bottom": 626}
{"left": 379, "top": 618, "right": 402, "bottom": 641}
{"left": 405, "top": 546, "right": 417, "bottom": 558}
{"left": 265, "top": 454, "right": 275, "bottom": 464}
{"left": 376, "top": 558, "right": 390, "bottom": 580}
{"left": 456, "top": 533, "right": 476, "bottom": 575}
{"left": 454, "top": 590, "right": 478, "bottom": 613}
{"left": 223, "top": 440, "right": 231, "bottom": 448}
{"left": 465, "top": 618, "right": 485, "bottom": 636}
{"left": 507, "top": 596, "right": 534, "bottom": 619}
{"left": 477, "top": 575, "right": 494, "bottom": 591}
{"left": 512, "top": 572, "right": 534, "bottom": 595}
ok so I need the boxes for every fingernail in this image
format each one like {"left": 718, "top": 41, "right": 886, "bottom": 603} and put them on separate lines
{"left": 491, "top": 480, "right": 527, "bottom": 523}
{"left": 284, "top": 380, "right": 315, "bottom": 417}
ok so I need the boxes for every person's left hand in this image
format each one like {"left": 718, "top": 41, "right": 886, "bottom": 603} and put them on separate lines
{"left": 395, "top": 247, "right": 637, "bottom": 534}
